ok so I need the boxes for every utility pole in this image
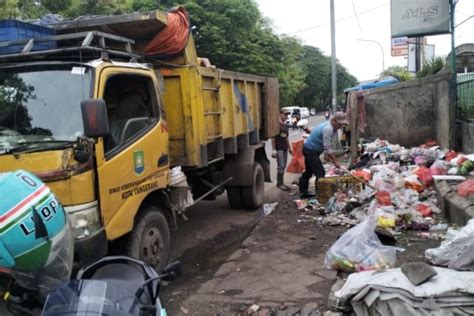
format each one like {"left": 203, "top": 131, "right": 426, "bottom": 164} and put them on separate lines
{"left": 330, "top": 0, "right": 337, "bottom": 112}
{"left": 450, "top": 0, "right": 456, "bottom": 74}
{"left": 415, "top": 37, "right": 420, "bottom": 72}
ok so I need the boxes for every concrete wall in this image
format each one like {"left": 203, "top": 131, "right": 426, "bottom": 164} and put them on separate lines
{"left": 461, "top": 121, "right": 474, "bottom": 153}
{"left": 361, "top": 73, "right": 456, "bottom": 149}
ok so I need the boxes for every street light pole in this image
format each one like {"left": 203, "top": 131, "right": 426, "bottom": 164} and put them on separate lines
{"left": 330, "top": 0, "right": 337, "bottom": 112}
{"left": 358, "top": 38, "right": 385, "bottom": 74}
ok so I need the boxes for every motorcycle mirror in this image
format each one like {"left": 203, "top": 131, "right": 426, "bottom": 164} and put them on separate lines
{"left": 161, "top": 261, "right": 182, "bottom": 282}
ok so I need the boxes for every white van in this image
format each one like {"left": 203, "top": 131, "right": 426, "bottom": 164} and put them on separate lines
{"left": 300, "top": 107, "right": 310, "bottom": 119}
{"left": 281, "top": 106, "right": 300, "bottom": 126}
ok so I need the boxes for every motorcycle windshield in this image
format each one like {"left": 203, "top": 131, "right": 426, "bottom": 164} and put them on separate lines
{"left": 42, "top": 280, "right": 138, "bottom": 315}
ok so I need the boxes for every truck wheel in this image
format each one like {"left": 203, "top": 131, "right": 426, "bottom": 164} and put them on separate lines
{"left": 226, "top": 186, "right": 243, "bottom": 209}
{"left": 126, "top": 206, "right": 170, "bottom": 272}
{"left": 242, "top": 163, "right": 265, "bottom": 210}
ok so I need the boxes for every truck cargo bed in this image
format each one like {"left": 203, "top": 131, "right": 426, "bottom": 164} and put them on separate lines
{"left": 161, "top": 65, "right": 278, "bottom": 168}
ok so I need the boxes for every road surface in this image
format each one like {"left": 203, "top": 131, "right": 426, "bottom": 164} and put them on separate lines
{"left": 174, "top": 115, "right": 325, "bottom": 260}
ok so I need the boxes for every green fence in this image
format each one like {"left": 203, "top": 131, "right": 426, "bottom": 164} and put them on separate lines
{"left": 458, "top": 73, "right": 474, "bottom": 120}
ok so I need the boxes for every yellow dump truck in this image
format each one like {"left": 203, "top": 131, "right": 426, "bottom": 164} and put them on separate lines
{"left": 0, "top": 11, "right": 279, "bottom": 271}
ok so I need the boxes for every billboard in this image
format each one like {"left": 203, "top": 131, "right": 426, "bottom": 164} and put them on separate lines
{"left": 391, "top": 0, "right": 451, "bottom": 37}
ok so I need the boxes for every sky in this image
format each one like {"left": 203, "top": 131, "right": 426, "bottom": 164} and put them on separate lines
{"left": 255, "top": 0, "right": 474, "bottom": 82}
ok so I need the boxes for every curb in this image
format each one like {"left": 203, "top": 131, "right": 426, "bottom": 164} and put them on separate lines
{"left": 434, "top": 180, "right": 474, "bottom": 226}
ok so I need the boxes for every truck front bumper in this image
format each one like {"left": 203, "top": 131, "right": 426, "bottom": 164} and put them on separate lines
{"left": 73, "top": 228, "right": 108, "bottom": 270}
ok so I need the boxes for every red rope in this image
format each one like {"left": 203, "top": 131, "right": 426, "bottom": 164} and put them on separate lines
{"left": 144, "top": 6, "right": 190, "bottom": 57}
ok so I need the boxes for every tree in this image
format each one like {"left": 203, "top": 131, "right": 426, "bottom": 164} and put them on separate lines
{"left": 295, "top": 46, "right": 357, "bottom": 110}
{"left": 0, "top": 0, "right": 47, "bottom": 19}
{"left": 3, "top": 0, "right": 357, "bottom": 108}
{"left": 380, "top": 65, "right": 412, "bottom": 82}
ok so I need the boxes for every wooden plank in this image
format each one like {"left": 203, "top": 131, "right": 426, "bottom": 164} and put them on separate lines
{"left": 350, "top": 92, "right": 358, "bottom": 162}
{"left": 263, "top": 77, "right": 280, "bottom": 139}
{"left": 50, "top": 11, "right": 168, "bottom": 42}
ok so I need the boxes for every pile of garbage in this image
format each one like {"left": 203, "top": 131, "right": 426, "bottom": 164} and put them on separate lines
{"left": 291, "top": 138, "right": 474, "bottom": 273}
{"left": 313, "top": 139, "right": 474, "bottom": 315}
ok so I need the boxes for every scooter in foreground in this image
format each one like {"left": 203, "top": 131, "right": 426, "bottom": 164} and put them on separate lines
{"left": 42, "top": 256, "right": 181, "bottom": 316}
{"left": 0, "top": 170, "right": 181, "bottom": 316}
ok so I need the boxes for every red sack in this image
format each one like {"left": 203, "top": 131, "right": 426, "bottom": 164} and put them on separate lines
{"left": 413, "top": 166, "right": 433, "bottom": 187}
{"left": 352, "top": 170, "right": 372, "bottom": 182}
{"left": 457, "top": 179, "right": 474, "bottom": 198}
{"left": 375, "top": 191, "right": 392, "bottom": 206}
{"left": 416, "top": 204, "right": 432, "bottom": 217}
{"left": 287, "top": 140, "right": 305, "bottom": 173}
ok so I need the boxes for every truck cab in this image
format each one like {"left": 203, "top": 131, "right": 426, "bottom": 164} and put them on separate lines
{"left": 0, "top": 56, "right": 170, "bottom": 269}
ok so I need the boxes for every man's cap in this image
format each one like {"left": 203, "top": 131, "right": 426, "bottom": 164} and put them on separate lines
{"left": 280, "top": 109, "right": 291, "bottom": 114}
{"left": 331, "top": 112, "right": 349, "bottom": 125}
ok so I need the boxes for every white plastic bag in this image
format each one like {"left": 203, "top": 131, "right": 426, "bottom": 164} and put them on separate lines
{"left": 370, "top": 167, "right": 397, "bottom": 191}
{"left": 426, "top": 219, "right": 474, "bottom": 266}
{"left": 263, "top": 202, "right": 278, "bottom": 216}
{"left": 325, "top": 217, "right": 403, "bottom": 272}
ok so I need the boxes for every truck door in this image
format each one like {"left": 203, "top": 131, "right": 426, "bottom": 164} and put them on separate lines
{"left": 95, "top": 68, "right": 169, "bottom": 240}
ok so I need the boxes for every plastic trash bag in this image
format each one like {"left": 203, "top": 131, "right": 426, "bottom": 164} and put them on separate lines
{"left": 325, "top": 217, "right": 403, "bottom": 272}
{"left": 457, "top": 179, "right": 474, "bottom": 198}
{"left": 426, "top": 219, "right": 474, "bottom": 266}
{"left": 416, "top": 203, "right": 432, "bottom": 217}
{"left": 263, "top": 202, "right": 278, "bottom": 216}
{"left": 404, "top": 175, "right": 424, "bottom": 193}
{"left": 451, "top": 155, "right": 466, "bottom": 167}
{"left": 375, "top": 191, "right": 392, "bottom": 206}
{"left": 325, "top": 197, "right": 346, "bottom": 214}
{"left": 448, "top": 167, "right": 459, "bottom": 175}
{"left": 430, "top": 160, "right": 448, "bottom": 176}
{"left": 351, "top": 169, "right": 371, "bottom": 182}
{"left": 371, "top": 168, "right": 397, "bottom": 192}
{"left": 414, "top": 156, "right": 430, "bottom": 167}
{"left": 444, "top": 150, "right": 458, "bottom": 162}
{"left": 413, "top": 166, "right": 433, "bottom": 187}
{"left": 287, "top": 140, "right": 305, "bottom": 173}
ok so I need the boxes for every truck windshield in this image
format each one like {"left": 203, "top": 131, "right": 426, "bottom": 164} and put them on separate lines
{"left": 0, "top": 66, "right": 92, "bottom": 152}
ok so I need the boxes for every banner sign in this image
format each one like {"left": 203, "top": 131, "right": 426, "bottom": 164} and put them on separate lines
{"left": 391, "top": 0, "right": 451, "bottom": 37}
{"left": 391, "top": 37, "right": 408, "bottom": 56}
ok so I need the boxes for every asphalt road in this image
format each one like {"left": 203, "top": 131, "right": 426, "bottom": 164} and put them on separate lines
{"left": 170, "top": 114, "right": 326, "bottom": 261}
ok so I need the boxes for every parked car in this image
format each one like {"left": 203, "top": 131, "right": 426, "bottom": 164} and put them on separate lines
{"left": 300, "top": 107, "right": 310, "bottom": 119}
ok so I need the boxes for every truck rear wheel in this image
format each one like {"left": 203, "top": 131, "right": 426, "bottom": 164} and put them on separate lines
{"left": 126, "top": 206, "right": 170, "bottom": 272}
{"left": 226, "top": 186, "right": 244, "bottom": 209}
{"left": 241, "top": 163, "right": 265, "bottom": 210}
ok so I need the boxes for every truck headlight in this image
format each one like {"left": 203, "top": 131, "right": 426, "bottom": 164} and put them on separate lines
{"left": 65, "top": 201, "right": 101, "bottom": 239}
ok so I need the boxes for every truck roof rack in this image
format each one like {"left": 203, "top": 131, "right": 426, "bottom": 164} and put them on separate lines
{"left": 0, "top": 30, "right": 141, "bottom": 63}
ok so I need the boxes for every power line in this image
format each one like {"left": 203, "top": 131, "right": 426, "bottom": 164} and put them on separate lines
{"left": 285, "top": 2, "right": 389, "bottom": 35}
{"left": 352, "top": 0, "right": 362, "bottom": 31}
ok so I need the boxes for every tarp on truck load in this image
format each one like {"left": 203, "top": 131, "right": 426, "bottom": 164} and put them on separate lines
{"left": 144, "top": 6, "right": 190, "bottom": 58}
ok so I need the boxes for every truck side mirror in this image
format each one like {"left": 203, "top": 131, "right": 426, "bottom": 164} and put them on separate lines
{"left": 81, "top": 99, "right": 109, "bottom": 138}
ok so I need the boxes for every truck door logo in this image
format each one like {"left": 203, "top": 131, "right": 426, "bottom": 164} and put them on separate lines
{"left": 134, "top": 150, "right": 145, "bottom": 176}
